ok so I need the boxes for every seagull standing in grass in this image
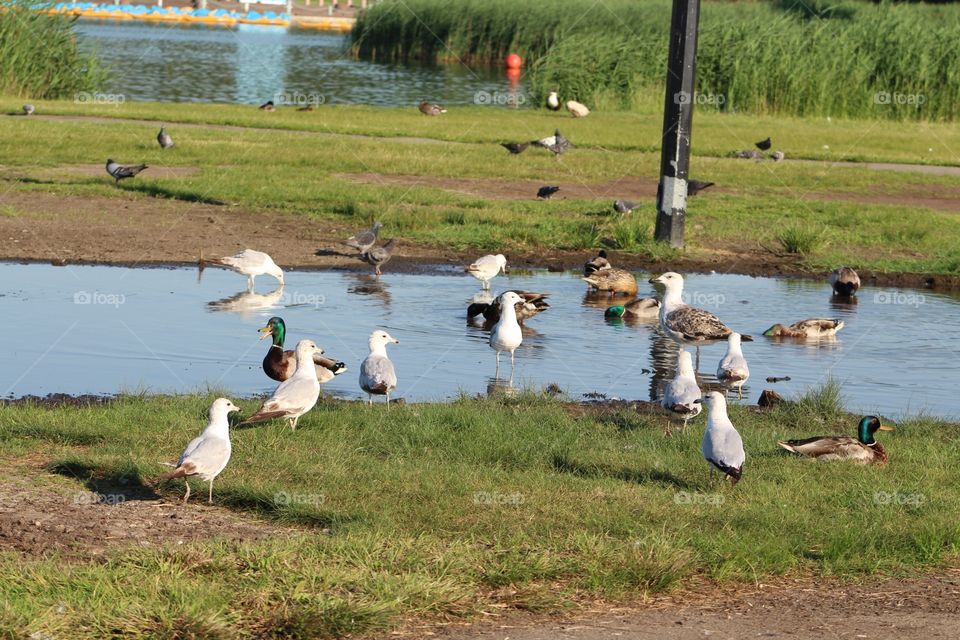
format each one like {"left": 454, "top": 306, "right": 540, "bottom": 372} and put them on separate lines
{"left": 489, "top": 291, "right": 524, "bottom": 376}
{"left": 466, "top": 254, "right": 507, "bottom": 289}
{"left": 716, "top": 333, "right": 750, "bottom": 400}
{"left": 359, "top": 330, "right": 399, "bottom": 406}
{"left": 697, "top": 391, "right": 745, "bottom": 486}
{"left": 662, "top": 350, "right": 701, "bottom": 430}
{"left": 241, "top": 340, "right": 323, "bottom": 430}
{"left": 155, "top": 398, "right": 240, "bottom": 504}
{"left": 202, "top": 249, "right": 284, "bottom": 291}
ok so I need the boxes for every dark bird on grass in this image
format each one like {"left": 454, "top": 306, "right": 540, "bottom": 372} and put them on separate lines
{"left": 778, "top": 416, "right": 894, "bottom": 465}
{"left": 735, "top": 149, "right": 763, "bottom": 160}
{"left": 771, "top": 150, "right": 785, "bottom": 162}
{"left": 22, "top": 104, "right": 35, "bottom": 116}
{"left": 418, "top": 101, "right": 446, "bottom": 116}
{"left": 467, "top": 291, "right": 550, "bottom": 325}
{"left": 501, "top": 142, "right": 529, "bottom": 154}
{"left": 755, "top": 137, "right": 772, "bottom": 151}
{"left": 157, "top": 126, "right": 174, "bottom": 149}
{"left": 613, "top": 199, "right": 638, "bottom": 214}
{"left": 532, "top": 128, "right": 572, "bottom": 156}
{"left": 537, "top": 185, "right": 560, "bottom": 200}
{"left": 259, "top": 100, "right": 276, "bottom": 111}
{"left": 546, "top": 90, "right": 561, "bottom": 111}
{"left": 297, "top": 105, "right": 315, "bottom": 112}
{"left": 583, "top": 250, "right": 610, "bottom": 276}
{"left": 106, "top": 159, "right": 148, "bottom": 183}
{"left": 829, "top": 266, "right": 860, "bottom": 296}
{"left": 345, "top": 221, "right": 382, "bottom": 254}
{"left": 362, "top": 238, "right": 397, "bottom": 276}
{"left": 687, "top": 180, "right": 714, "bottom": 196}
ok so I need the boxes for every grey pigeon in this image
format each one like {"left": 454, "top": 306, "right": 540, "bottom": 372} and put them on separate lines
{"left": 532, "top": 128, "right": 572, "bottom": 156}
{"left": 735, "top": 149, "right": 763, "bottom": 160}
{"left": 771, "top": 150, "right": 785, "bottom": 162}
{"left": 687, "top": 180, "right": 714, "bottom": 196}
{"left": 537, "top": 185, "right": 560, "bottom": 199}
{"left": 501, "top": 142, "right": 529, "bottom": 154}
{"left": 755, "top": 137, "right": 772, "bottom": 151}
{"left": 419, "top": 101, "right": 446, "bottom": 116}
{"left": 22, "top": 104, "right": 35, "bottom": 116}
{"left": 259, "top": 100, "right": 275, "bottom": 111}
{"left": 157, "top": 126, "right": 174, "bottom": 149}
{"left": 106, "top": 159, "right": 148, "bottom": 183}
{"left": 362, "top": 238, "right": 397, "bottom": 276}
{"left": 345, "top": 221, "right": 382, "bottom": 254}
{"left": 613, "top": 199, "right": 637, "bottom": 214}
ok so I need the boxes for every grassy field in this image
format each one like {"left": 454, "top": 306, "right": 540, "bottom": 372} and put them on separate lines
{"left": 1, "top": 385, "right": 958, "bottom": 637}
{"left": 2, "top": 98, "right": 960, "bottom": 275}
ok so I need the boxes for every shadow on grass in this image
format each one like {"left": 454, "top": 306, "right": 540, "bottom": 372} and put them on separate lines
{"left": 48, "top": 460, "right": 161, "bottom": 502}
{"left": 122, "top": 182, "right": 227, "bottom": 205}
{"left": 552, "top": 454, "right": 691, "bottom": 489}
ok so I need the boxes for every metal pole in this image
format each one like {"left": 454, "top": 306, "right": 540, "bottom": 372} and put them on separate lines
{"left": 654, "top": 0, "right": 702, "bottom": 248}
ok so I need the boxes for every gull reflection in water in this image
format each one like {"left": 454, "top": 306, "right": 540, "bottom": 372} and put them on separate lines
{"left": 207, "top": 285, "right": 285, "bottom": 319}
{"left": 346, "top": 273, "right": 392, "bottom": 306}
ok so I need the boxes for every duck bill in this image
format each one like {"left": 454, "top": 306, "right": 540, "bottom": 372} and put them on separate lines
{"left": 258, "top": 327, "right": 272, "bottom": 340}
{"left": 878, "top": 424, "right": 895, "bottom": 431}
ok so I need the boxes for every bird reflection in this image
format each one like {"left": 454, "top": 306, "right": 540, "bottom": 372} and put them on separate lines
{"left": 346, "top": 273, "right": 392, "bottom": 306}
{"left": 487, "top": 376, "right": 517, "bottom": 397}
{"left": 206, "top": 285, "right": 285, "bottom": 318}
{"left": 829, "top": 294, "right": 859, "bottom": 311}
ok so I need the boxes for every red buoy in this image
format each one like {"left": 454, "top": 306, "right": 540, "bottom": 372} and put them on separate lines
{"left": 505, "top": 54, "right": 522, "bottom": 70}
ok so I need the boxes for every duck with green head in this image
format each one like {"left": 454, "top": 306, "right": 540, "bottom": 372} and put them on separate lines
{"left": 778, "top": 416, "right": 894, "bottom": 464}
{"left": 605, "top": 297, "right": 659, "bottom": 320}
{"left": 259, "top": 317, "right": 347, "bottom": 383}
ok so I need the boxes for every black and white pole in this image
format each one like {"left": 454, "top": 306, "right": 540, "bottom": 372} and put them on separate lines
{"left": 654, "top": 0, "right": 702, "bottom": 248}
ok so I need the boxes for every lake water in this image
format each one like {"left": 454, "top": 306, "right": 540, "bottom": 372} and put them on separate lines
{"left": 2, "top": 262, "right": 956, "bottom": 419}
{"left": 76, "top": 21, "right": 521, "bottom": 106}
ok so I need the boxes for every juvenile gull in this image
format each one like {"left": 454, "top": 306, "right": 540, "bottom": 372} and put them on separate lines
{"left": 466, "top": 253, "right": 507, "bottom": 289}
{"left": 661, "top": 349, "right": 701, "bottom": 429}
{"left": 203, "top": 249, "right": 284, "bottom": 291}
{"left": 697, "top": 391, "right": 745, "bottom": 486}
{"left": 105, "top": 159, "right": 148, "bottom": 183}
{"left": 649, "top": 272, "right": 748, "bottom": 344}
{"left": 489, "top": 291, "right": 524, "bottom": 374}
{"left": 345, "top": 221, "right": 383, "bottom": 254}
{"left": 359, "top": 330, "right": 399, "bottom": 406}
{"left": 241, "top": 340, "right": 323, "bottom": 430}
{"left": 716, "top": 332, "right": 750, "bottom": 399}
{"left": 155, "top": 398, "right": 240, "bottom": 503}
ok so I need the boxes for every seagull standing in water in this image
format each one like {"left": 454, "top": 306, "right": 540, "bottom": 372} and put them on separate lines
{"left": 489, "top": 291, "right": 524, "bottom": 377}
{"left": 662, "top": 349, "right": 702, "bottom": 430}
{"left": 202, "top": 249, "right": 284, "bottom": 291}
{"left": 716, "top": 333, "right": 750, "bottom": 400}
{"left": 359, "top": 330, "right": 399, "bottom": 407}
{"left": 241, "top": 340, "right": 323, "bottom": 430}
{"left": 155, "top": 398, "right": 240, "bottom": 503}
{"left": 466, "top": 254, "right": 507, "bottom": 289}
{"left": 697, "top": 391, "right": 745, "bottom": 486}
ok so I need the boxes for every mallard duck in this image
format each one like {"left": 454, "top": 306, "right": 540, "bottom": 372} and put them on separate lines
{"left": 778, "top": 416, "right": 894, "bottom": 464}
{"left": 764, "top": 318, "right": 844, "bottom": 338}
{"left": 605, "top": 297, "right": 659, "bottom": 319}
{"left": 582, "top": 268, "right": 637, "bottom": 296}
{"left": 259, "top": 317, "right": 346, "bottom": 384}
{"left": 467, "top": 291, "right": 549, "bottom": 325}
{"left": 583, "top": 250, "right": 611, "bottom": 276}
{"left": 829, "top": 267, "right": 860, "bottom": 296}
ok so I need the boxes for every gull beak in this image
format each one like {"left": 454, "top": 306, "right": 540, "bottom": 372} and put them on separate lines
{"left": 258, "top": 326, "right": 272, "bottom": 340}
{"left": 648, "top": 275, "right": 663, "bottom": 284}
{"left": 693, "top": 398, "right": 702, "bottom": 405}
{"left": 393, "top": 338, "right": 400, "bottom": 344}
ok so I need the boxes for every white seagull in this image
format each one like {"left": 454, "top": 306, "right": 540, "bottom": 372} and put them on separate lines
{"left": 360, "top": 330, "right": 399, "bottom": 406}
{"left": 489, "top": 291, "right": 524, "bottom": 375}
{"left": 465, "top": 254, "right": 507, "bottom": 289}
{"left": 697, "top": 391, "right": 745, "bottom": 486}
{"left": 240, "top": 340, "right": 322, "bottom": 430}
{"left": 155, "top": 398, "right": 240, "bottom": 503}
{"left": 203, "top": 249, "right": 284, "bottom": 291}
{"left": 716, "top": 332, "right": 750, "bottom": 400}
{"left": 661, "top": 349, "right": 702, "bottom": 430}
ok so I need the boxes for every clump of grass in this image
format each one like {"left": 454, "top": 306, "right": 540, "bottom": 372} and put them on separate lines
{"left": 776, "top": 226, "right": 825, "bottom": 255}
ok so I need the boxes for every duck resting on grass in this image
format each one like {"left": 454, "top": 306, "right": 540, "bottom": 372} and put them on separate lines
{"left": 259, "top": 317, "right": 346, "bottom": 384}
{"left": 605, "top": 297, "right": 659, "bottom": 319}
{"left": 778, "top": 416, "right": 894, "bottom": 464}
{"left": 764, "top": 319, "right": 844, "bottom": 338}
{"left": 468, "top": 291, "right": 549, "bottom": 325}
{"left": 582, "top": 268, "right": 637, "bottom": 296}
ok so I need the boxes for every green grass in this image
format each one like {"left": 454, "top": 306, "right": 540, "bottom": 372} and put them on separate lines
{"left": 776, "top": 225, "right": 826, "bottom": 255}
{"left": 0, "top": 1, "right": 106, "bottom": 99}
{"left": 1, "top": 386, "right": 958, "bottom": 637}
{"left": 353, "top": 0, "right": 960, "bottom": 120}
{"left": 2, "top": 98, "right": 960, "bottom": 274}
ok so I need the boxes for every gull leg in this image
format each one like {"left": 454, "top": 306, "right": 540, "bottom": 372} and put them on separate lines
{"left": 208, "top": 479, "right": 214, "bottom": 504}
{"left": 386, "top": 391, "right": 390, "bottom": 411}
{"left": 695, "top": 347, "right": 701, "bottom": 371}
{"left": 367, "top": 393, "right": 373, "bottom": 407}
{"left": 183, "top": 481, "right": 191, "bottom": 504}
{"left": 495, "top": 351, "right": 501, "bottom": 376}
{"left": 737, "top": 384, "right": 743, "bottom": 400}
{"left": 247, "top": 275, "right": 255, "bottom": 291}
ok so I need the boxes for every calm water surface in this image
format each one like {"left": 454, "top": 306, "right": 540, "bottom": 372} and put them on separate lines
{"left": 77, "top": 21, "right": 521, "bottom": 106}
{"left": 2, "top": 262, "right": 957, "bottom": 419}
